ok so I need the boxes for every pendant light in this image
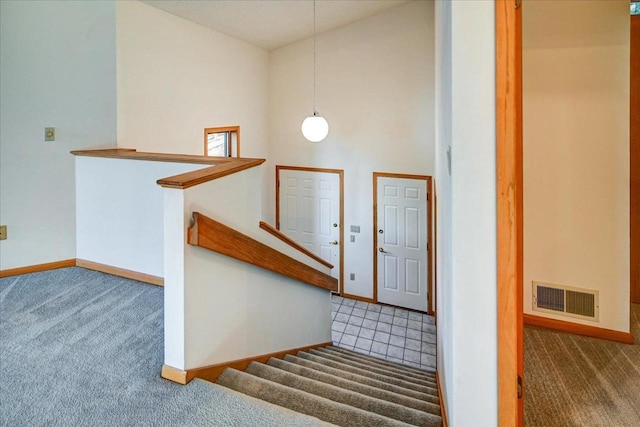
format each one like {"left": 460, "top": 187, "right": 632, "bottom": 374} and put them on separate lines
{"left": 301, "top": 0, "right": 329, "bottom": 143}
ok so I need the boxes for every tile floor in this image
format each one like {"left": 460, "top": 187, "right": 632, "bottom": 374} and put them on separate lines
{"left": 331, "top": 294, "right": 437, "bottom": 371}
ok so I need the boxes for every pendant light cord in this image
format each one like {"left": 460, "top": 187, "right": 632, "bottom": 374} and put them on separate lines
{"left": 313, "top": 0, "right": 317, "bottom": 115}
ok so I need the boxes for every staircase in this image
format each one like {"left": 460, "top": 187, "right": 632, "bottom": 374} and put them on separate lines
{"left": 215, "top": 345, "right": 443, "bottom": 426}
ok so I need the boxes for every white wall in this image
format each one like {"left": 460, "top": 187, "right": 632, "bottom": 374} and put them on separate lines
{"left": 75, "top": 156, "right": 205, "bottom": 277}
{"left": 0, "top": 0, "right": 117, "bottom": 270}
{"left": 434, "top": 0, "right": 453, "bottom": 421}
{"left": 163, "top": 165, "right": 332, "bottom": 370}
{"left": 116, "top": 1, "right": 269, "bottom": 159}
{"left": 523, "top": 1, "right": 630, "bottom": 332}
{"left": 436, "top": 1, "right": 497, "bottom": 425}
{"left": 267, "top": 1, "right": 435, "bottom": 299}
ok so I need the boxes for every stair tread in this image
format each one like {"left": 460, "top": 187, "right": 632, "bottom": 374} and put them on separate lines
{"left": 297, "top": 351, "right": 438, "bottom": 395}
{"left": 267, "top": 357, "right": 441, "bottom": 415}
{"left": 284, "top": 354, "right": 439, "bottom": 404}
{"left": 308, "top": 349, "right": 438, "bottom": 388}
{"left": 213, "top": 342, "right": 444, "bottom": 427}
{"left": 327, "top": 346, "right": 436, "bottom": 377}
{"left": 244, "top": 361, "right": 441, "bottom": 425}
{"left": 318, "top": 347, "right": 436, "bottom": 382}
{"left": 217, "top": 368, "right": 440, "bottom": 427}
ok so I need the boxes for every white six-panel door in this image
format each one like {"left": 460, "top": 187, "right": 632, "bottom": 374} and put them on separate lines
{"left": 375, "top": 175, "right": 429, "bottom": 312}
{"left": 277, "top": 168, "right": 341, "bottom": 286}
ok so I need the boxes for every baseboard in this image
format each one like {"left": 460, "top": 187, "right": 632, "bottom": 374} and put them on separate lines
{"left": 341, "top": 293, "right": 374, "bottom": 303}
{"left": 524, "top": 313, "right": 635, "bottom": 345}
{"left": 76, "top": 259, "right": 164, "bottom": 286}
{"left": 436, "top": 371, "right": 448, "bottom": 427}
{"left": 161, "top": 365, "right": 188, "bottom": 385}
{"left": 162, "top": 341, "right": 334, "bottom": 385}
{"left": 1, "top": 258, "right": 165, "bottom": 287}
{"left": 0, "top": 259, "right": 76, "bottom": 278}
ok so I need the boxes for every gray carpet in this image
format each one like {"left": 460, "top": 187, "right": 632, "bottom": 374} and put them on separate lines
{"left": 524, "top": 304, "right": 640, "bottom": 426}
{"left": 0, "top": 267, "right": 331, "bottom": 426}
{"left": 216, "top": 346, "right": 441, "bottom": 426}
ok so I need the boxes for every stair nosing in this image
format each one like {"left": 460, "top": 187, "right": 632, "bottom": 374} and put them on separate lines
{"left": 327, "top": 345, "right": 437, "bottom": 376}
{"left": 297, "top": 351, "right": 439, "bottom": 395}
{"left": 319, "top": 347, "right": 436, "bottom": 381}
{"left": 309, "top": 349, "right": 438, "bottom": 388}
{"left": 244, "top": 361, "right": 441, "bottom": 425}
{"left": 283, "top": 354, "right": 440, "bottom": 403}
{"left": 216, "top": 368, "right": 429, "bottom": 427}
{"left": 267, "top": 357, "right": 442, "bottom": 416}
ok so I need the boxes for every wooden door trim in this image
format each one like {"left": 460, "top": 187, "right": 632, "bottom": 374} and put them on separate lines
{"left": 496, "top": 0, "right": 524, "bottom": 426}
{"left": 373, "top": 172, "right": 434, "bottom": 314}
{"left": 631, "top": 14, "right": 639, "bottom": 304}
{"left": 275, "top": 165, "right": 344, "bottom": 295}
{"left": 433, "top": 184, "right": 438, "bottom": 319}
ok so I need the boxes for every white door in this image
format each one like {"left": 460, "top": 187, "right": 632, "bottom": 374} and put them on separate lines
{"left": 376, "top": 176, "right": 429, "bottom": 312}
{"left": 278, "top": 168, "right": 341, "bottom": 286}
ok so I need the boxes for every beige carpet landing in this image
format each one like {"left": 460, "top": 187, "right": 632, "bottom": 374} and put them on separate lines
{"left": 524, "top": 304, "right": 640, "bottom": 426}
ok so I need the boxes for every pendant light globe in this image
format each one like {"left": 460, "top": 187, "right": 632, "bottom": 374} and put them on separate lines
{"left": 302, "top": 0, "right": 329, "bottom": 143}
{"left": 302, "top": 112, "right": 329, "bottom": 143}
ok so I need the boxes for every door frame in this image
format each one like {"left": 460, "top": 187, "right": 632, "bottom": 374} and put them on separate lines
{"left": 373, "top": 172, "right": 434, "bottom": 315}
{"left": 631, "top": 14, "right": 639, "bottom": 304}
{"left": 496, "top": 0, "right": 524, "bottom": 426}
{"left": 433, "top": 184, "right": 438, "bottom": 318}
{"left": 275, "top": 165, "right": 345, "bottom": 295}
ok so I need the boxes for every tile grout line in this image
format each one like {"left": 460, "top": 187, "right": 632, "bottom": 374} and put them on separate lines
{"left": 331, "top": 296, "right": 436, "bottom": 370}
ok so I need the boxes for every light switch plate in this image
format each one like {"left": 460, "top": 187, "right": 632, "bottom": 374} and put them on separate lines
{"left": 45, "top": 127, "right": 55, "bottom": 141}
{"left": 0, "top": 225, "right": 7, "bottom": 240}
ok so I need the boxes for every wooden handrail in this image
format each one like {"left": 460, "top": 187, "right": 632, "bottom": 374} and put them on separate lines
{"left": 71, "top": 148, "right": 265, "bottom": 189}
{"left": 72, "top": 148, "right": 221, "bottom": 164}
{"left": 188, "top": 213, "right": 338, "bottom": 292}
{"left": 259, "top": 222, "right": 334, "bottom": 269}
{"left": 157, "top": 157, "right": 265, "bottom": 189}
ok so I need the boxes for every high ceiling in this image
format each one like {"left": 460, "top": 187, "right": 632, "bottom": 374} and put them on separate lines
{"left": 140, "top": 0, "right": 412, "bottom": 51}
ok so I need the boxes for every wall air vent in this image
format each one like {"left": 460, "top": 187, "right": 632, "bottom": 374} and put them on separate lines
{"left": 533, "top": 281, "right": 599, "bottom": 322}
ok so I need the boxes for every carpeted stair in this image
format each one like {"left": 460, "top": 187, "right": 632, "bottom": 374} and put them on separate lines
{"left": 215, "top": 345, "right": 442, "bottom": 426}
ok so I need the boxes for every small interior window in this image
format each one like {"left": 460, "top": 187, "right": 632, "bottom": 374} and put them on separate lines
{"left": 632, "top": 2, "right": 640, "bottom": 15}
{"left": 204, "top": 126, "right": 240, "bottom": 157}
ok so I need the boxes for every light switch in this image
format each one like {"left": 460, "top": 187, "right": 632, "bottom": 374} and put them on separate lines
{"left": 45, "top": 127, "right": 55, "bottom": 141}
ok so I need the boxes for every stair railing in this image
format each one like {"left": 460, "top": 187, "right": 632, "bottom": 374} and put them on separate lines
{"left": 188, "top": 212, "right": 337, "bottom": 292}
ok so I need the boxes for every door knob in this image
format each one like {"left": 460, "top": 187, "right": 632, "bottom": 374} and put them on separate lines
{"left": 333, "top": 223, "right": 338, "bottom": 228}
{"left": 379, "top": 247, "right": 386, "bottom": 253}
{"left": 378, "top": 229, "right": 384, "bottom": 234}
{"left": 330, "top": 240, "right": 339, "bottom": 245}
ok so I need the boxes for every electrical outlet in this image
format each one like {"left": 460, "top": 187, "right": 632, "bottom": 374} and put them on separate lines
{"left": 350, "top": 273, "right": 355, "bottom": 281}
{"left": 350, "top": 235, "right": 355, "bottom": 243}
{"left": 45, "top": 127, "right": 55, "bottom": 141}
{"left": 0, "top": 225, "right": 7, "bottom": 240}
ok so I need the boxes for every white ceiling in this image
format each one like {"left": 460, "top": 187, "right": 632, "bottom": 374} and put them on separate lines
{"left": 140, "top": 0, "right": 412, "bottom": 51}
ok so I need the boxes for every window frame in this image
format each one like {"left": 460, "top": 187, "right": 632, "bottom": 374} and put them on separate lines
{"left": 204, "top": 126, "right": 240, "bottom": 157}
